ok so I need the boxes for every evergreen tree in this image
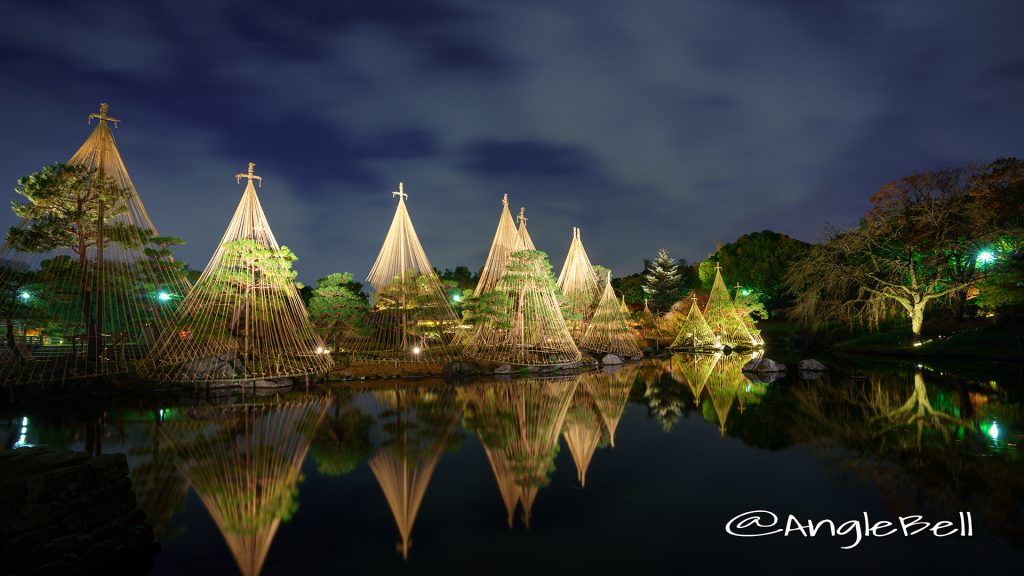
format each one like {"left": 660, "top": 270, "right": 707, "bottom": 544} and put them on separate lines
{"left": 642, "top": 249, "right": 683, "bottom": 313}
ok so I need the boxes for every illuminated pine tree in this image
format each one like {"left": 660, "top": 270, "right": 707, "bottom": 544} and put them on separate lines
{"left": 642, "top": 249, "right": 683, "bottom": 313}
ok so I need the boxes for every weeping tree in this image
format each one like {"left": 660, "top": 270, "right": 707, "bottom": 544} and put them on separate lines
{"left": 6, "top": 163, "right": 133, "bottom": 364}
{"left": 787, "top": 166, "right": 1007, "bottom": 338}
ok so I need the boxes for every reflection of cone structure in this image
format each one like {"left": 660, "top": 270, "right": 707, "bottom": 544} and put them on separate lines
{"left": 589, "top": 364, "right": 638, "bottom": 447}
{"left": 475, "top": 194, "right": 521, "bottom": 296}
{"left": 580, "top": 273, "right": 642, "bottom": 358}
{"left": 366, "top": 387, "right": 461, "bottom": 559}
{"left": 704, "top": 354, "right": 748, "bottom": 435}
{"left": 128, "top": 419, "right": 189, "bottom": 541}
{"left": 733, "top": 283, "right": 765, "bottom": 347}
{"left": 461, "top": 250, "right": 581, "bottom": 366}
{"left": 341, "top": 183, "right": 460, "bottom": 363}
{"left": 460, "top": 376, "right": 578, "bottom": 527}
{"left": 556, "top": 227, "right": 600, "bottom": 341}
{"left": 517, "top": 207, "right": 535, "bottom": 250}
{"left": 562, "top": 384, "right": 603, "bottom": 487}
{"left": 148, "top": 163, "right": 331, "bottom": 382}
{"left": 671, "top": 297, "right": 721, "bottom": 350}
{"left": 164, "top": 398, "right": 328, "bottom": 576}
{"left": 704, "top": 265, "right": 755, "bottom": 348}
{"left": 0, "top": 103, "right": 191, "bottom": 383}
{"left": 671, "top": 352, "right": 721, "bottom": 404}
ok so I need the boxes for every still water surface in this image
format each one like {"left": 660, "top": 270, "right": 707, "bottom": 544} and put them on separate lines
{"left": 5, "top": 354, "right": 1023, "bottom": 575}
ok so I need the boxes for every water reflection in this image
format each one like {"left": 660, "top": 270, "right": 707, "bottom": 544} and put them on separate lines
{"left": 163, "top": 397, "right": 328, "bottom": 576}
{"left": 363, "top": 386, "right": 463, "bottom": 559}
{"left": 461, "top": 375, "right": 578, "bottom": 527}
{"left": 3, "top": 356, "right": 1022, "bottom": 574}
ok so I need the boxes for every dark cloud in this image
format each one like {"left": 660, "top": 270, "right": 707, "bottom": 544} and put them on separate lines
{"left": 0, "top": 0, "right": 1022, "bottom": 284}
{"left": 463, "top": 141, "right": 596, "bottom": 178}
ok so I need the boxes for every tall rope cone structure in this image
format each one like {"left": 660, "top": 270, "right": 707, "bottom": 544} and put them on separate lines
{"left": 562, "top": 380, "right": 604, "bottom": 488}
{"left": 459, "top": 376, "right": 578, "bottom": 528}
{"left": 704, "top": 264, "right": 757, "bottom": 349}
{"left": 517, "top": 207, "right": 536, "bottom": 250}
{"left": 671, "top": 295, "right": 721, "bottom": 350}
{"left": 460, "top": 249, "right": 581, "bottom": 366}
{"left": 340, "top": 183, "right": 460, "bottom": 363}
{"left": 146, "top": 163, "right": 331, "bottom": 382}
{"left": 0, "top": 103, "right": 191, "bottom": 383}
{"left": 366, "top": 386, "right": 461, "bottom": 559}
{"left": 733, "top": 282, "right": 766, "bottom": 347}
{"left": 580, "top": 272, "right": 642, "bottom": 358}
{"left": 474, "top": 194, "right": 521, "bottom": 296}
{"left": 163, "top": 397, "right": 328, "bottom": 576}
{"left": 556, "top": 227, "right": 599, "bottom": 341}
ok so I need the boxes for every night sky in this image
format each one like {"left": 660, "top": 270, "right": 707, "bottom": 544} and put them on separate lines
{"left": 1, "top": 0, "right": 1022, "bottom": 284}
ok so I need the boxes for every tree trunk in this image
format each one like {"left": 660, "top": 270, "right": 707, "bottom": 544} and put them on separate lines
{"left": 910, "top": 301, "right": 925, "bottom": 338}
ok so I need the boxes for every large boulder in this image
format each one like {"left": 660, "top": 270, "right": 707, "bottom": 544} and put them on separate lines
{"left": 797, "top": 359, "right": 828, "bottom": 372}
{"left": 742, "top": 358, "right": 786, "bottom": 373}
{"left": 601, "top": 354, "right": 623, "bottom": 365}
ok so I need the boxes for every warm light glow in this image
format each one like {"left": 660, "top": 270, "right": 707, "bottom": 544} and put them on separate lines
{"left": 316, "top": 346, "right": 325, "bottom": 354}
{"left": 412, "top": 346, "right": 422, "bottom": 355}
{"left": 157, "top": 291, "right": 172, "bottom": 302}
{"left": 976, "top": 251, "right": 995, "bottom": 264}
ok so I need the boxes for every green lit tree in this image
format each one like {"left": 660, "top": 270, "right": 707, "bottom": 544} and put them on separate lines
{"left": 699, "top": 231, "right": 810, "bottom": 311}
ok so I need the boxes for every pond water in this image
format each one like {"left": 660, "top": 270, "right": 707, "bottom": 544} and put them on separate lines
{"left": 3, "top": 354, "right": 1023, "bottom": 575}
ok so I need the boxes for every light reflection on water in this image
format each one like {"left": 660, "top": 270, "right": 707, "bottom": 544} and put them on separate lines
{"left": 3, "top": 353, "right": 1022, "bottom": 574}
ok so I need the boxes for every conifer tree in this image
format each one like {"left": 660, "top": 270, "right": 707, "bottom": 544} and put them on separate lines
{"left": 642, "top": 249, "right": 683, "bottom": 313}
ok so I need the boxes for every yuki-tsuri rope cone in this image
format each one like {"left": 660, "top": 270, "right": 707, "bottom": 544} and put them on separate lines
{"left": 162, "top": 397, "right": 328, "bottom": 576}
{"left": 460, "top": 249, "right": 581, "bottom": 367}
{"left": 366, "top": 386, "right": 462, "bottom": 559}
{"left": 704, "top": 264, "right": 758, "bottom": 349}
{"left": 460, "top": 376, "right": 579, "bottom": 528}
{"left": 670, "top": 295, "right": 721, "bottom": 350}
{"left": 733, "top": 282, "right": 766, "bottom": 347}
{"left": 562, "top": 382, "right": 604, "bottom": 487}
{"left": 556, "top": 227, "right": 600, "bottom": 341}
{"left": 517, "top": 207, "right": 536, "bottom": 250}
{"left": 146, "top": 163, "right": 331, "bottom": 382}
{"left": 580, "top": 272, "right": 642, "bottom": 359}
{"left": 0, "top": 103, "right": 192, "bottom": 383}
{"left": 639, "top": 299, "right": 664, "bottom": 349}
{"left": 338, "top": 183, "right": 460, "bottom": 364}
{"left": 475, "top": 194, "right": 521, "bottom": 296}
